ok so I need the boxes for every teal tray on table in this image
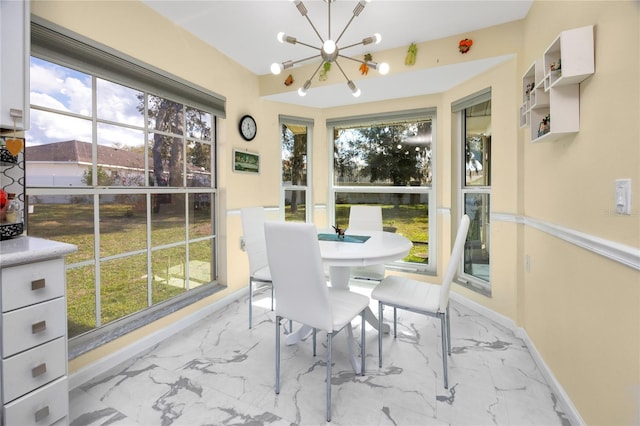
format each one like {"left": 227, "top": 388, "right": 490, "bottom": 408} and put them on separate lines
{"left": 317, "top": 233, "right": 370, "bottom": 243}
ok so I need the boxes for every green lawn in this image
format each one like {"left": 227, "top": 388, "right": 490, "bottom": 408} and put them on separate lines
{"left": 28, "top": 201, "right": 211, "bottom": 337}
{"left": 29, "top": 201, "right": 427, "bottom": 337}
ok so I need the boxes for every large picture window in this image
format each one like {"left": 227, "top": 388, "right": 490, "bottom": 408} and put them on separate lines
{"left": 26, "top": 22, "right": 223, "bottom": 357}
{"left": 330, "top": 110, "right": 435, "bottom": 272}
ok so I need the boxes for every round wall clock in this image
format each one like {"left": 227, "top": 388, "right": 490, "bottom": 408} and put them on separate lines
{"left": 239, "top": 114, "right": 257, "bottom": 141}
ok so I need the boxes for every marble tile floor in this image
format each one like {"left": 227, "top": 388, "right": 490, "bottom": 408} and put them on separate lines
{"left": 69, "top": 282, "right": 571, "bottom": 426}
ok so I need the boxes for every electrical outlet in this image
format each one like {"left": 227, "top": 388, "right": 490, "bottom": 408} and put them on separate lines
{"left": 615, "top": 179, "right": 631, "bottom": 215}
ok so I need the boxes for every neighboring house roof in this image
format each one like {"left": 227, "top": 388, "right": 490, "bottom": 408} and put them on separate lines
{"left": 26, "top": 140, "right": 145, "bottom": 170}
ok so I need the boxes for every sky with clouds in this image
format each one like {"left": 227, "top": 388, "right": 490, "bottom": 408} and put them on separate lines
{"left": 28, "top": 57, "right": 146, "bottom": 148}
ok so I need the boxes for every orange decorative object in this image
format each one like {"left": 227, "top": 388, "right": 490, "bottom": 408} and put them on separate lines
{"left": 5, "top": 138, "right": 23, "bottom": 156}
{"left": 359, "top": 53, "right": 372, "bottom": 75}
{"left": 458, "top": 38, "right": 473, "bottom": 54}
{"left": 284, "top": 74, "right": 294, "bottom": 86}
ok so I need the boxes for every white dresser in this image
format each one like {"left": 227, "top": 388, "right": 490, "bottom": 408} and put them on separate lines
{"left": 0, "top": 237, "right": 77, "bottom": 426}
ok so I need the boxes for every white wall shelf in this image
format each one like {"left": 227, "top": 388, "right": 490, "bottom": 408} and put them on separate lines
{"left": 543, "top": 25, "right": 595, "bottom": 91}
{"left": 521, "top": 25, "right": 594, "bottom": 143}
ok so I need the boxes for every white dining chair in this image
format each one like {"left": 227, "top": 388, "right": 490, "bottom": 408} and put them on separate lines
{"left": 264, "top": 221, "right": 369, "bottom": 422}
{"left": 371, "top": 214, "right": 470, "bottom": 389}
{"left": 348, "top": 205, "right": 386, "bottom": 281}
{"left": 240, "top": 207, "right": 273, "bottom": 329}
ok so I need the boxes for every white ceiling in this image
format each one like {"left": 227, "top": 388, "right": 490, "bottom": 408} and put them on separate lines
{"left": 143, "top": 0, "right": 532, "bottom": 108}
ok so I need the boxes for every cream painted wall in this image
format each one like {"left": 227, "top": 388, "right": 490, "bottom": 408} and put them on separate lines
{"left": 518, "top": 2, "right": 640, "bottom": 425}
{"left": 31, "top": 1, "right": 639, "bottom": 424}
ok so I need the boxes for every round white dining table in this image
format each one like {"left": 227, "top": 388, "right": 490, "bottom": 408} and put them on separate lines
{"left": 318, "top": 230, "right": 413, "bottom": 290}
{"left": 286, "top": 230, "right": 413, "bottom": 372}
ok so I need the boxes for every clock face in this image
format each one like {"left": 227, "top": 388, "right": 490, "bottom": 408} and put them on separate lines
{"left": 239, "top": 115, "right": 257, "bottom": 141}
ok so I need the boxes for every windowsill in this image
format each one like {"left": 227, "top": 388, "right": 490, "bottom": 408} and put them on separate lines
{"left": 68, "top": 283, "right": 224, "bottom": 360}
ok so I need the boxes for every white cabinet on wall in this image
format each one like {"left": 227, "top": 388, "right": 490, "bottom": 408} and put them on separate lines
{"left": 0, "top": 0, "right": 30, "bottom": 131}
{"left": 521, "top": 25, "right": 594, "bottom": 143}
{"left": 0, "top": 237, "right": 77, "bottom": 426}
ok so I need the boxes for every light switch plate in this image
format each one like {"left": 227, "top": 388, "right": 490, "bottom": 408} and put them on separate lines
{"left": 615, "top": 179, "right": 631, "bottom": 215}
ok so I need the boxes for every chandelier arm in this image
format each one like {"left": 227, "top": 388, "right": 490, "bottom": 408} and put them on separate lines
{"left": 306, "top": 61, "right": 326, "bottom": 83}
{"left": 291, "top": 54, "right": 323, "bottom": 67}
{"left": 335, "top": 14, "right": 357, "bottom": 45}
{"left": 295, "top": 39, "right": 322, "bottom": 51}
{"left": 338, "top": 54, "right": 365, "bottom": 65}
{"left": 333, "top": 59, "right": 352, "bottom": 82}
{"left": 338, "top": 41, "right": 366, "bottom": 51}
{"left": 327, "top": 0, "right": 332, "bottom": 41}
{"left": 304, "top": 15, "right": 325, "bottom": 44}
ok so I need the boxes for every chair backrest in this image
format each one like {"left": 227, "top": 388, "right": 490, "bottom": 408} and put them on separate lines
{"left": 348, "top": 205, "right": 383, "bottom": 232}
{"left": 264, "top": 221, "right": 333, "bottom": 331}
{"left": 241, "top": 207, "right": 268, "bottom": 275}
{"left": 439, "top": 214, "right": 471, "bottom": 311}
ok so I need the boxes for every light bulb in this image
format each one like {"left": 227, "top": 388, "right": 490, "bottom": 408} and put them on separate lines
{"left": 323, "top": 39, "right": 336, "bottom": 55}
{"left": 347, "top": 80, "right": 361, "bottom": 97}
{"left": 378, "top": 62, "right": 390, "bottom": 75}
{"left": 271, "top": 63, "right": 283, "bottom": 75}
{"left": 277, "top": 32, "right": 285, "bottom": 43}
{"left": 373, "top": 33, "right": 382, "bottom": 44}
{"left": 298, "top": 80, "right": 311, "bottom": 96}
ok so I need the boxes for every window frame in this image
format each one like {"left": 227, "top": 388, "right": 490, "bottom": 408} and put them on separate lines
{"left": 279, "top": 115, "right": 313, "bottom": 223}
{"left": 328, "top": 109, "right": 437, "bottom": 274}
{"left": 27, "top": 20, "right": 223, "bottom": 359}
{"left": 453, "top": 89, "right": 492, "bottom": 295}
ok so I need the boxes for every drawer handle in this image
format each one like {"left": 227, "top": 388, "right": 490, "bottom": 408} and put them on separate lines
{"left": 34, "top": 406, "right": 50, "bottom": 422}
{"left": 31, "top": 278, "right": 46, "bottom": 291}
{"left": 32, "top": 320, "right": 47, "bottom": 334}
{"left": 32, "top": 363, "right": 47, "bottom": 378}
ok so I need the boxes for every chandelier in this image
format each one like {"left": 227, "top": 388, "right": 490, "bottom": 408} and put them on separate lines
{"left": 270, "top": 0, "right": 389, "bottom": 97}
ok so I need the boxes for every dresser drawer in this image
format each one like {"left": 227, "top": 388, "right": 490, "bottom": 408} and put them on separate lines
{"left": 3, "top": 377, "right": 68, "bottom": 426}
{"left": 1, "top": 258, "right": 65, "bottom": 313}
{"left": 2, "top": 337, "right": 67, "bottom": 403}
{"left": 2, "top": 298, "right": 66, "bottom": 358}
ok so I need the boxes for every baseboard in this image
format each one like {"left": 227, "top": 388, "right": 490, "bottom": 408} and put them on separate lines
{"left": 450, "top": 292, "right": 586, "bottom": 426}
{"left": 68, "top": 288, "right": 248, "bottom": 391}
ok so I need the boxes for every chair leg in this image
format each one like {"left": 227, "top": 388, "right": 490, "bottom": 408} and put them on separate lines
{"left": 393, "top": 307, "right": 397, "bottom": 338}
{"left": 439, "top": 313, "right": 448, "bottom": 389}
{"left": 313, "top": 328, "right": 317, "bottom": 356}
{"left": 378, "top": 302, "right": 383, "bottom": 368}
{"left": 249, "top": 279, "right": 253, "bottom": 329}
{"left": 276, "top": 316, "right": 281, "bottom": 394}
{"left": 361, "top": 311, "right": 365, "bottom": 376}
{"left": 326, "top": 332, "right": 333, "bottom": 422}
{"left": 270, "top": 284, "right": 274, "bottom": 311}
{"left": 446, "top": 304, "right": 452, "bottom": 355}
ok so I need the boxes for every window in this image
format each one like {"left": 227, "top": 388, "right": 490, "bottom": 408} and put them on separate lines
{"left": 27, "top": 21, "right": 224, "bottom": 357}
{"left": 454, "top": 90, "right": 491, "bottom": 293}
{"left": 280, "top": 116, "right": 312, "bottom": 222}
{"left": 329, "top": 110, "right": 435, "bottom": 272}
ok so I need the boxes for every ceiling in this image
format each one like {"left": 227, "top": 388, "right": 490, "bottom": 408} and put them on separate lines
{"left": 142, "top": 0, "right": 532, "bottom": 108}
